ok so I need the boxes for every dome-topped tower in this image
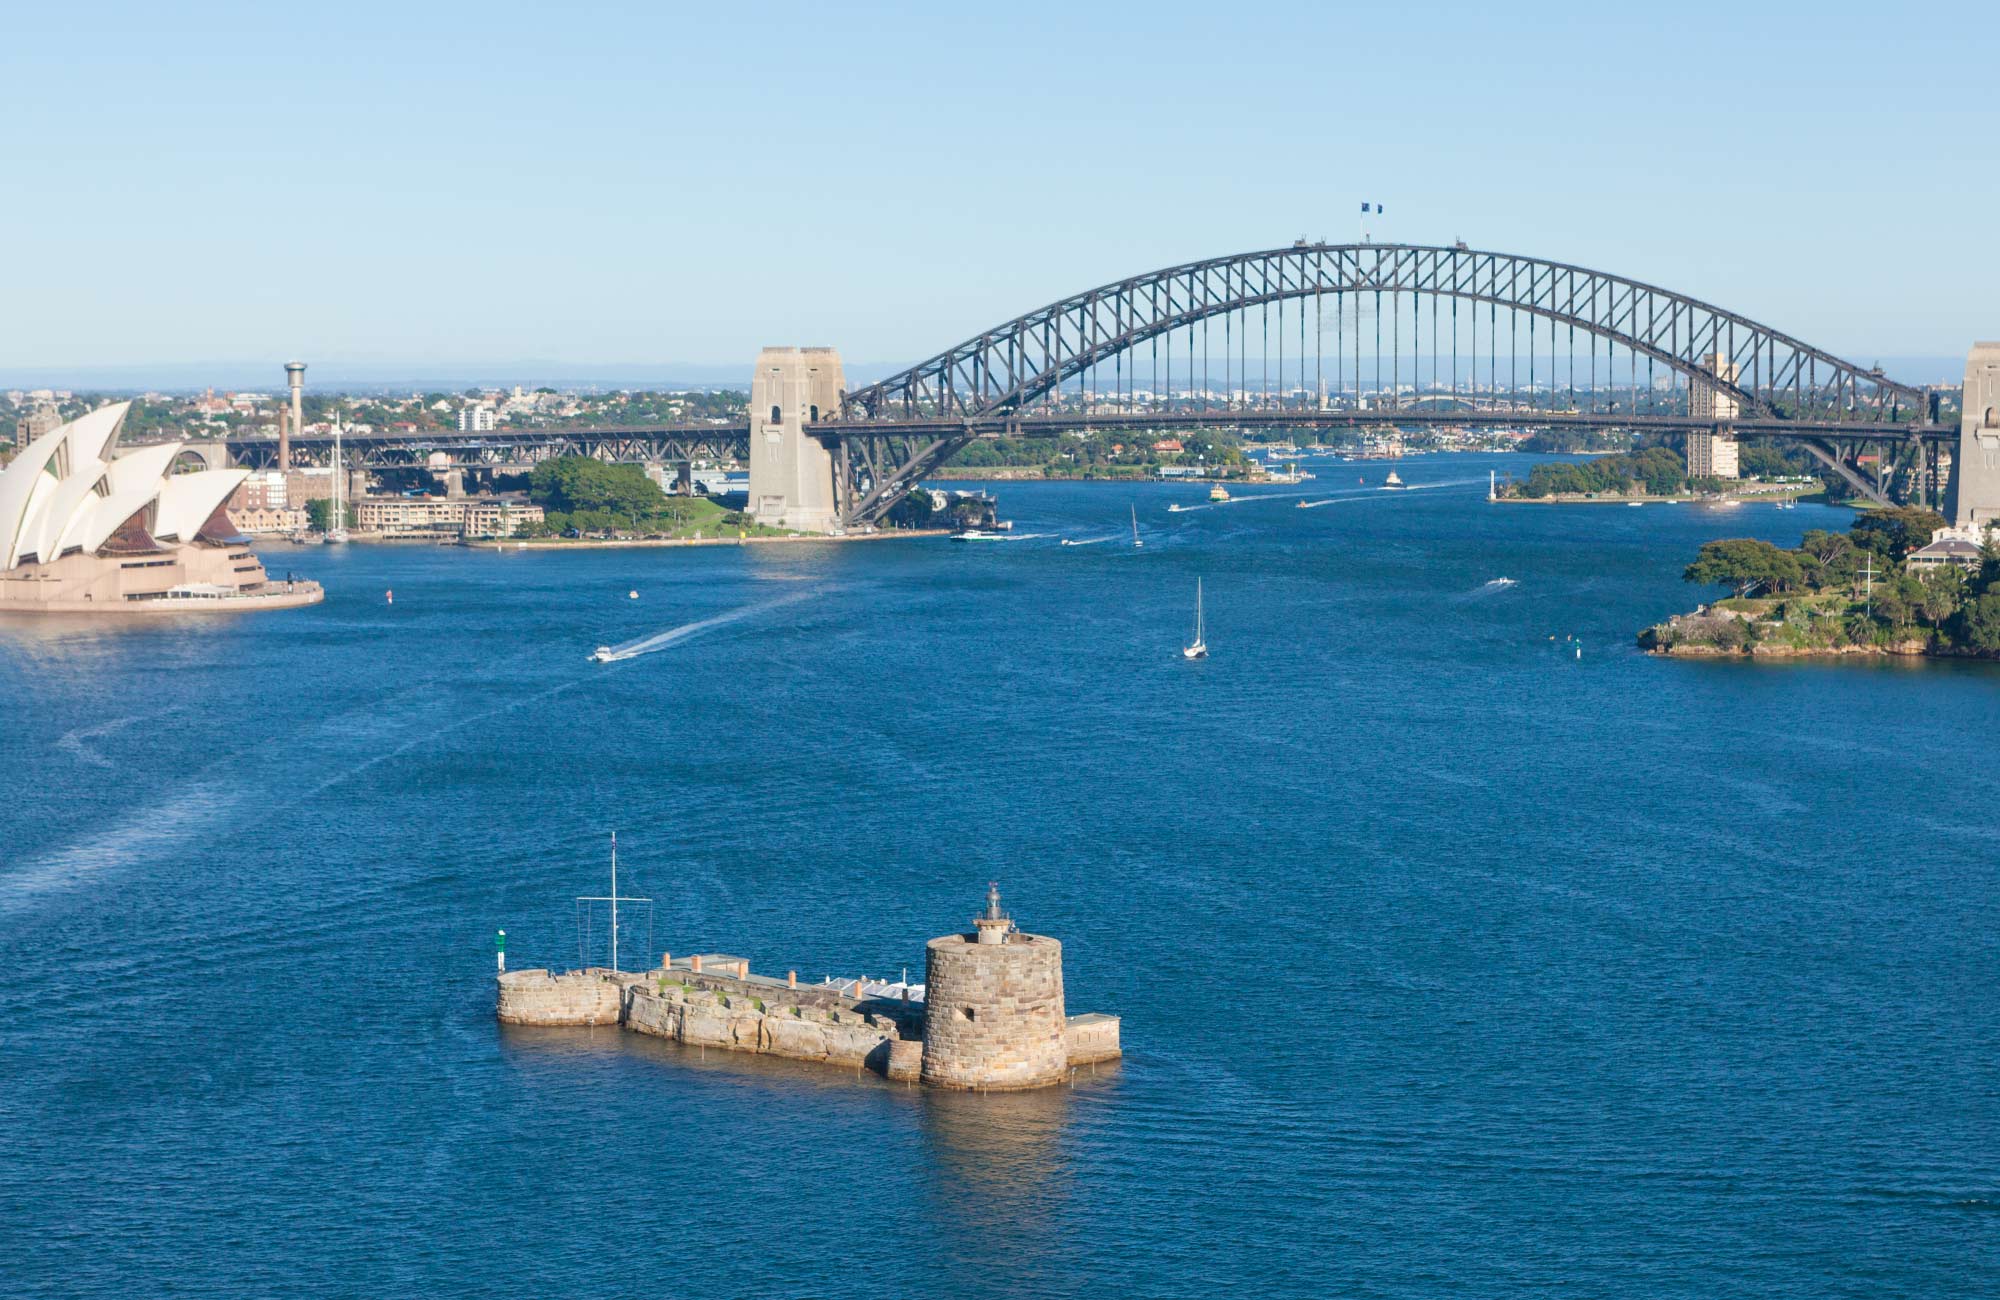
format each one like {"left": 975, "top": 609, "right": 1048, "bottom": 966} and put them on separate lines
{"left": 921, "top": 884, "right": 1069, "bottom": 1090}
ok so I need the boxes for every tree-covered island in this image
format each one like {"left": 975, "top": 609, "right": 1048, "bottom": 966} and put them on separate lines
{"left": 1495, "top": 443, "right": 1819, "bottom": 502}
{"left": 1639, "top": 507, "right": 2000, "bottom": 657}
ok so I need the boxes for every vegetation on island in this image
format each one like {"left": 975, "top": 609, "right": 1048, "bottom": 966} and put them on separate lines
{"left": 934, "top": 431, "right": 1250, "bottom": 478}
{"left": 1638, "top": 507, "right": 2000, "bottom": 656}
{"left": 508, "top": 455, "right": 965, "bottom": 539}
{"left": 1512, "top": 446, "right": 1710, "bottom": 498}
{"left": 1500, "top": 439, "right": 1841, "bottom": 503}
{"left": 515, "top": 456, "right": 777, "bottom": 539}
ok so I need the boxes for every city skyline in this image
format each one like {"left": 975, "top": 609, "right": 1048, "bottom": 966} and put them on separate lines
{"left": 3, "top": 0, "right": 1993, "bottom": 373}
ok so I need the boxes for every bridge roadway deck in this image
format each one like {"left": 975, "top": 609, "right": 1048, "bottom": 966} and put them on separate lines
{"left": 219, "top": 408, "right": 1946, "bottom": 462}
{"left": 806, "top": 409, "right": 1951, "bottom": 443}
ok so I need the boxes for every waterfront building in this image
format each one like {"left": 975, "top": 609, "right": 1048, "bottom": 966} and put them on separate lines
{"left": 231, "top": 506, "right": 310, "bottom": 535}
{"left": 1906, "top": 536, "right": 1982, "bottom": 572}
{"left": 229, "top": 470, "right": 289, "bottom": 511}
{"left": 352, "top": 495, "right": 542, "bottom": 539}
{"left": 0, "top": 402, "right": 319, "bottom": 612}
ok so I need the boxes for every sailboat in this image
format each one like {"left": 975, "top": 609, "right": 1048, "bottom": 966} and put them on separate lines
{"left": 324, "top": 410, "right": 351, "bottom": 543}
{"left": 1130, "top": 505, "right": 1143, "bottom": 548}
{"left": 1182, "top": 578, "right": 1208, "bottom": 660}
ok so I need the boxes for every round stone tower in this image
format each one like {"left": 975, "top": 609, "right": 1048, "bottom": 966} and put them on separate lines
{"left": 921, "top": 884, "right": 1068, "bottom": 1090}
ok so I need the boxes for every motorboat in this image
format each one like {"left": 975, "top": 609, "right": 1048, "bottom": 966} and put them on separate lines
{"left": 590, "top": 646, "right": 616, "bottom": 663}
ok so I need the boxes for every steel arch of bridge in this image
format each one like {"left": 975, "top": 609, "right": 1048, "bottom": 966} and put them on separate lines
{"left": 844, "top": 242, "right": 1922, "bottom": 424}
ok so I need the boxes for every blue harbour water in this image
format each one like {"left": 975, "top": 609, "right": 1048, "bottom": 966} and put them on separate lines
{"left": 2, "top": 454, "right": 1996, "bottom": 1298}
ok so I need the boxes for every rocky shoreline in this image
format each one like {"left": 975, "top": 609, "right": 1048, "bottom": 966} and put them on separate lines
{"left": 1648, "top": 639, "right": 1931, "bottom": 660}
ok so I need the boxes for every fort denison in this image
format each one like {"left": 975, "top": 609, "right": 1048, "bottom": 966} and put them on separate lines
{"left": 497, "top": 886, "right": 1120, "bottom": 1089}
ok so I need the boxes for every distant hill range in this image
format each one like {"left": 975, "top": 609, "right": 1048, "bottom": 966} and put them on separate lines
{"left": 0, "top": 355, "right": 1975, "bottom": 397}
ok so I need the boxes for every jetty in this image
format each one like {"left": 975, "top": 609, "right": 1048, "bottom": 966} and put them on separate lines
{"left": 497, "top": 885, "right": 1120, "bottom": 1090}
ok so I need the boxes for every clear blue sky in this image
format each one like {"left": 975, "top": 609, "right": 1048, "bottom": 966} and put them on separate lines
{"left": 3, "top": 0, "right": 1993, "bottom": 381}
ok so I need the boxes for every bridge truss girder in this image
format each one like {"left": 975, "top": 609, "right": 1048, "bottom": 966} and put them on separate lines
{"left": 225, "top": 426, "right": 753, "bottom": 472}
{"left": 831, "top": 243, "right": 1936, "bottom": 525}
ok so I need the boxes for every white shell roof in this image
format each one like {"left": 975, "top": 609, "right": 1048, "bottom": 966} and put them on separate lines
{"left": 27, "top": 455, "right": 110, "bottom": 562}
{"left": 0, "top": 402, "right": 250, "bottom": 568}
{"left": 0, "top": 420, "right": 76, "bottom": 569}
{"left": 153, "top": 469, "right": 247, "bottom": 543}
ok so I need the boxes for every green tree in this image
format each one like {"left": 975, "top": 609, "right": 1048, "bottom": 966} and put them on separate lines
{"left": 528, "top": 456, "right": 669, "bottom": 525}
{"left": 1684, "top": 538, "right": 1805, "bottom": 598}
{"left": 1850, "top": 507, "right": 1947, "bottom": 563}
{"left": 1918, "top": 566, "right": 1966, "bottom": 626}
{"left": 305, "top": 498, "right": 354, "bottom": 531}
{"left": 1957, "top": 592, "right": 2000, "bottom": 652}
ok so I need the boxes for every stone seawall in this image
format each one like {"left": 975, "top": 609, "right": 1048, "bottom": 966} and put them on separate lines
{"left": 495, "top": 968, "right": 630, "bottom": 1026}
{"left": 1065, "top": 1013, "right": 1122, "bottom": 1066}
{"left": 496, "top": 926, "right": 1120, "bottom": 1089}
{"left": 625, "top": 978, "right": 922, "bottom": 1081}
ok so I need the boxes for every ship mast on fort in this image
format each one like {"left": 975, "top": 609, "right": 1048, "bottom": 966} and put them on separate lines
{"left": 573, "top": 832, "right": 650, "bottom": 974}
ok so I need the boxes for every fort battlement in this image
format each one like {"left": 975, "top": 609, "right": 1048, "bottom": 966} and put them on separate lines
{"left": 496, "top": 887, "right": 1119, "bottom": 1090}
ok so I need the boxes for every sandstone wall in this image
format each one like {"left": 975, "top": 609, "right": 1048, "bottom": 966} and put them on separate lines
{"left": 495, "top": 968, "right": 631, "bottom": 1026}
{"left": 622, "top": 977, "right": 920, "bottom": 1080}
{"left": 920, "top": 933, "right": 1069, "bottom": 1090}
{"left": 1064, "top": 1012, "right": 1122, "bottom": 1066}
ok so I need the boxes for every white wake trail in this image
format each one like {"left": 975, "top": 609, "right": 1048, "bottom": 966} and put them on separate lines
{"left": 600, "top": 588, "right": 817, "bottom": 662}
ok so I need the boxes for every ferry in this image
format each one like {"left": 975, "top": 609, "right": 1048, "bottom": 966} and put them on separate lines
{"left": 951, "top": 529, "right": 1007, "bottom": 542}
{"left": 1208, "top": 484, "right": 1231, "bottom": 502}
{"left": 1381, "top": 470, "right": 1407, "bottom": 490}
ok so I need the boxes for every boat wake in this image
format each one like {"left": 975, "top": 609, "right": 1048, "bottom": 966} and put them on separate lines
{"left": 1405, "top": 476, "right": 1491, "bottom": 492}
{"left": 1060, "top": 536, "right": 1113, "bottom": 547}
{"left": 596, "top": 589, "right": 817, "bottom": 663}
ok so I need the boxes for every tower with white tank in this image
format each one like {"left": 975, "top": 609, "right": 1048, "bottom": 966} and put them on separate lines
{"left": 283, "top": 361, "right": 306, "bottom": 472}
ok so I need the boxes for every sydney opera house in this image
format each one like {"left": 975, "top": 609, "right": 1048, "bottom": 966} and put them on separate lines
{"left": 0, "top": 402, "right": 320, "bottom": 613}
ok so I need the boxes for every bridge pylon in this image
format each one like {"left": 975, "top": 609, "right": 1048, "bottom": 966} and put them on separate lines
{"left": 1948, "top": 343, "right": 2000, "bottom": 527}
{"left": 747, "top": 347, "right": 844, "bottom": 533}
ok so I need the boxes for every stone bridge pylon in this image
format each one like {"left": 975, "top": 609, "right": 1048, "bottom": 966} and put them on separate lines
{"left": 746, "top": 347, "right": 844, "bottom": 533}
{"left": 1949, "top": 343, "right": 2000, "bottom": 526}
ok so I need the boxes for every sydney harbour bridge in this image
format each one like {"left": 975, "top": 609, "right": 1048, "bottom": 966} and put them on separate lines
{"left": 224, "top": 242, "right": 1983, "bottom": 530}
